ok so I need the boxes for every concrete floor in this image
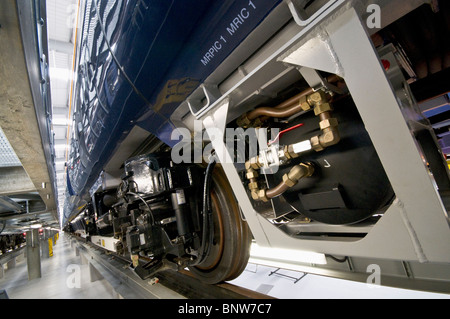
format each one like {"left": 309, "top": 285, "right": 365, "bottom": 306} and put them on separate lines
{"left": 0, "top": 233, "right": 119, "bottom": 299}
{"left": 1, "top": 232, "right": 449, "bottom": 299}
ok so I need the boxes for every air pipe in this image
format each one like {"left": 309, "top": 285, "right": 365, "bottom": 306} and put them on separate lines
{"left": 237, "top": 74, "right": 342, "bottom": 127}
{"left": 244, "top": 90, "right": 340, "bottom": 201}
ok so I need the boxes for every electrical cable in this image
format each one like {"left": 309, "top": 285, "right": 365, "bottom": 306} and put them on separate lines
{"left": 127, "top": 192, "right": 156, "bottom": 226}
{"left": 325, "top": 254, "right": 348, "bottom": 263}
{"left": 0, "top": 220, "right": 6, "bottom": 235}
{"left": 196, "top": 155, "right": 217, "bottom": 265}
{"left": 268, "top": 123, "right": 304, "bottom": 145}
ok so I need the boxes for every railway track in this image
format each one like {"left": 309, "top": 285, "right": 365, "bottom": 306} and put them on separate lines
{"left": 71, "top": 235, "right": 274, "bottom": 299}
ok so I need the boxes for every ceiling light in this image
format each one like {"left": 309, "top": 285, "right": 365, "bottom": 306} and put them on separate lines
{"left": 49, "top": 67, "right": 73, "bottom": 82}
{"left": 52, "top": 118, "right": 69, "bottom": 126}
{"left": 250, "top": 243, "right": 327, "bottom": 265}
{"left": 54, "top": 144, "right": 68, "bottom": 150}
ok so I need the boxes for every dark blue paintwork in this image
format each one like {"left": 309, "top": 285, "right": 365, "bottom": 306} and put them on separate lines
{"left": 64, "top": 0, "right": 282, "bottom": 224}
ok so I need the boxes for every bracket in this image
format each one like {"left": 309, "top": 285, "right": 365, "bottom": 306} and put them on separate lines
{"left": 285, "top": 0, "right": 339, "bottom": 27}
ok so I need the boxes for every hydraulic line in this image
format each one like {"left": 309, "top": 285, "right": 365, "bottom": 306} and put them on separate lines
{"left": 127, "top": 192, "right": 156, "bottom": 225}
{"left": 248, "top": 102, "right": 307, "bottom": 120}
{"left": 260, "top": 163, "right": 315, "bottom": 202}
{"left": 265, "top": 181, "right": 290, "bottom": 199}
{"left": 196, "top": 156, "right": 217, "bottom": 265}
{"left": 246, "top": 88, "right": 314, "bottom": 120}
{"left": 243, "top": 90, "right": 341, "bottom": 202}
{"left": 240, "top": 74, "right": 342, "bottom": 125}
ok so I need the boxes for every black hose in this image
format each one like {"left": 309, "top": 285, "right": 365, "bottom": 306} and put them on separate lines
{"left": 0, "top": 220, "right": 6, "bottom": 235}
{"left": 204, "top": 160, "right": 216, "bottom": 259}
{"left": 196, "top": 156, "right": 217, "bottom": 265}
{"left": 325, "top": 254, "right": 348, "bottom": 263}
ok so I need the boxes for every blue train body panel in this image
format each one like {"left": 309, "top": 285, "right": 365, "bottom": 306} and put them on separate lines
{"left": 64, "top": 0, "right": 282, "bottom": 224}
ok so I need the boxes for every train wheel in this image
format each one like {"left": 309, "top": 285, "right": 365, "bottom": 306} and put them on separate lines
{"left": 188, "top": 166, "right": 251, "bottom": 284}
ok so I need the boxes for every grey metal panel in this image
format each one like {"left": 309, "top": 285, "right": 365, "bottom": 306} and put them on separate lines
{"left": 325, "top": 7, "right": 450, "bottom": 263}
{"left": 182, "top": 0, "right": 450, "bottom": 292}
{"left": 0, "top": 196, "right": 23, "bottom": 214}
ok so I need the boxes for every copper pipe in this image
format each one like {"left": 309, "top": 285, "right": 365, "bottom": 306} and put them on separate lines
{"left": 274, "top": 88, "right": 315, "bottom": 110}
{"left": 248, "top": 103, "right": 306, "bottom": 120}
{"left": 247, "top": 88, "right": 313, "bottom": 120}
{"left": 264, "top": 163, "right": 314, "bottom": 201}
{"left": 319, "top": 111, "right": 331, "bottom": 122}
{"left": 266, "top": 182, "right": 290, "bottom": 199}
{"left": 246, "top": 75, "right": 341, "bottom": 121}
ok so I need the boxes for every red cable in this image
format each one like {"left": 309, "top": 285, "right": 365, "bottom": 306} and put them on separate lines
{"left": 268, "top": 123, "right": 304, "bottom": 145}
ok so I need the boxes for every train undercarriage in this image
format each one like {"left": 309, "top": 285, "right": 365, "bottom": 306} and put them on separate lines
{"left": 65, "top": 0, "right": 450, "bottom": 289}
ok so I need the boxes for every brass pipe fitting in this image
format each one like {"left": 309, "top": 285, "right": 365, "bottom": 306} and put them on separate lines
{"left": 302, "top": 92, "right": 341, "bottom": 153}
{"left": 283, "top": 144, "right": 300, "bottom": 160}
{"left": 284, "top": 163, "right": 314, "bottom": 186}
{"left": 310, "top": 109, "right": 340, "bottom": 152}
{"left": 245, "top": 164, "right": 261, "bottom": 200}
{"left": 260, "top": 163, "right": 315, "bottom": 202}
{"left": 236, "top": 113, "right": 263, "bottom": 128}
{"left": 242, "top": 88, "right": 338, "bottom": 201}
